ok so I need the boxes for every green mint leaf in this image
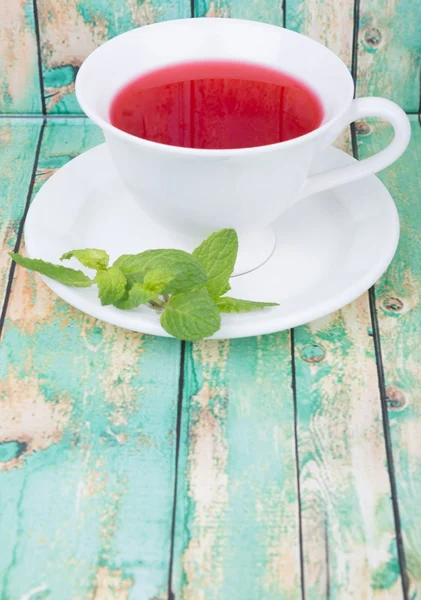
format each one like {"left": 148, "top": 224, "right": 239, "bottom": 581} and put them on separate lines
{"left": 60, "top": 248, "right": 109, "bottom": 270}
{"left": 143, "top": 267, "right": 175, "bottom": 294}
{"left": 160, "top": 288, "right": 221, "bottom": 341}
{"left": 10, "top": 253, "right": 93, "bottom": 288}
{"left": 114, "top": 249, "right": 195, "bottom": 277}
{"left": 95, "top": 267, "right": 127, "bottom": 306}
{"left": 113, "top": 282, "right": 157, "bottom": 310}
{"left": 114, "top": 249, "right": 207, "bottom": 293}
{"left": 163, "top": 263, "right": 206, "bottom": 294}
{"left": 216, "top": 296, "right": 278, "bottom": 313}
{"left": 192, "top": 229, "right": 238, "bottom": 298}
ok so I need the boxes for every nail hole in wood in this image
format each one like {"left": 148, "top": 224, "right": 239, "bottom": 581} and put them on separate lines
{"left": 364, "top": 27, "right": 382, "bottom": 48}
{"left": 300, "top": 343, "right": 326, "bottom": 363}
{"left": 382, "top": 296, "right": 404, "bottom": 313}
{"left": 355, "top": 121, "right": 372, "bottom": 136}
{"left": 385, "top": 386, "right": 407, "bottom": 411}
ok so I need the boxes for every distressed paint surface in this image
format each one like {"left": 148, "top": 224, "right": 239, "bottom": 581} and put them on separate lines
{"left": 195, "top": 0, "right": 282, "bottom": 23}
{"left": 173, "top": 335, "right": 301, "bottom": 599}
{"left": 359, "top": 117, "right": 421, "bottom": 596}
{"left": 286, "top": 0, "right": 355, "bottom": 67}
{"left": 0, "top": 120, "right": 182, "bottom": 599}
{"left": 0, "top": 120, "right": 41, "bottom": 308}
{"left": 292, "top": 128, "right": 404, "bottom": 597}
{"left": 294, "top": 303, "right": 403, "bottom": 598}
{"left": 357, "top": 0, "right": 421, "bottom": 112}
{"left": 0, "top": 0, "right": 420, "bottom": 593}
{"left": 37, "top": 0, "right": 191, "bottom": 113}
{"left": 0, "top": 0, "right": 42, "bottom": 113}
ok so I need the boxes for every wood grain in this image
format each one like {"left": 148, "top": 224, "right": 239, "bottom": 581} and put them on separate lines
{"left": 292, "top": 128, "right": 404, "bottom": 597}
{"left": 0, "top": 0, "right": 42, "bottom": 113}
{"left": 356, "top": 0, "right": 421, "bottom": 112}
{"left": 286, "top": 0, "right": 355, "bottom": 67}
{"left": 358, "top": 116, "right": 421, "bottom": 596}
{"left": 195, "top": 0, "right": 282, "bottom": 23}
{"left": 294, "top": 304, "right": 404, "bottom": 598}
{"left": 0, "top": 120, "right": 41, "bottom": 308}
{"left": 37, "top": 0, "right": 191, "bottom": 113}
{"left": 0, "top": 120, "right": 182, "bottom": 599}
{"left": 172, "top": 335, "right": 301, "bottom": 599}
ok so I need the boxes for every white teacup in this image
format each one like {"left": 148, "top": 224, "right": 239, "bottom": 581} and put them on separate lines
{"left": 76, "top": 18, "right": 411, "bottom": 273}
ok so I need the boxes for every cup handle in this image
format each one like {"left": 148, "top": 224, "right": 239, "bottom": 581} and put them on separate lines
{"left": 299, "top": 97, "right": 411, "bottom": 198}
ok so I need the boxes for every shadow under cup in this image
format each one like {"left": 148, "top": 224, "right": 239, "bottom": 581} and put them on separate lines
{"left": 76, "top": 18, "right": 354, "bottom": 274}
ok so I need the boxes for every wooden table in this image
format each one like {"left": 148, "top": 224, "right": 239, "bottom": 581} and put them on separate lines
{"left": 0, "top": 115, "right": 420, "bottom": 599}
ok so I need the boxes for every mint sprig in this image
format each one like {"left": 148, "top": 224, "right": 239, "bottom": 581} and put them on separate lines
{"left": 10, "top": 229, "right": 278, "bottom": 340}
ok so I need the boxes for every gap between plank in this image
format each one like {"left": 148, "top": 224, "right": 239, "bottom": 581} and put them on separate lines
{"left": 31, "top": 0, "right": 46, "bottom": 115}
{"left": 368, "top": 288, "right": 409, "bottom": 598}
{"left": 350, "top": 0, "right": 360, "bottom": 156}
{"left": 167, "top": 340, "right": 186, "bottom": 600}
{"left": 0, "top": 120, "right": 46, "bottom": 342}
{"left": 0, "top": 113, "right": 419, "bottom": 120}
{"left": 0, "top": 114, "right": 87, "bottom": 119}
{"left": 290, "top": 329, "right": 306, "bottom": 600}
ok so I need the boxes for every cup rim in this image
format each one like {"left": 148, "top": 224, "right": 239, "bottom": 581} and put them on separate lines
{"left": 76, "top": 18, "right": 355, "bottom": 156}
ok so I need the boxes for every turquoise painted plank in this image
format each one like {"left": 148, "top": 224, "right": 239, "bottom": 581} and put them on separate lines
{"left": 357, "top": 0, "right": 421, "bottom": 112}
{"left": 0, "top": 1, "right": 42, "bottom": 113}
{"left": 359, "top": 117, "right": 421, "bottom": 596}
{"left": 286, "top": 0, "right": 354, "bottom": 67}
{"left": 195, "top": 0, "right": 283, "bottom": 23}
{"left": 172, "top": 336, "right": 301, "bottom": 599}
{"left": 37, "top": 0, "right": 191, "bottom": 113}
{"left": 0, "top": 120, "right": 41, "bottom": 308}
{"left": 294, "top": 304, "right": 403, "bottom": 597}
{"left": 0, "top": 119, "right": 181, "bottom": 599}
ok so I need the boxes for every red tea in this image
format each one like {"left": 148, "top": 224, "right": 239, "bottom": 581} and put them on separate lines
{"left": 110, "top": 61, "right": 323, "bottom": 150}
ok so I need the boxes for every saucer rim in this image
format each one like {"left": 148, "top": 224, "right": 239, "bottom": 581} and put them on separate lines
{"left": 24, "top": 144, "right": 399, "bottom": 340}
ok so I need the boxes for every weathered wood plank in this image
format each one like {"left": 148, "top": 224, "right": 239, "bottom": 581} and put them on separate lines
{"left": 0, "top": 119, "right": 181, "bottom": 600}
{"left": 294, "top": 304, "right": 404, "bottom": 598}
{"left": 358, "top": 116, "right": 421, "bottom": 596}
{"left": 356, "top": 0, "right": 421, "bottom": 112}
{"left": 0, "top": 0, "right": 42, "bottom": 113}
{"left": 0, "top": 120, "right": 41, "bottom": 310}
{"left": 195, "top": 0, "right": 282, "bottom": 23}
{"left": 172, "top": 335, "right": 301, "bottom": 599}
{"left": 292, "top": 126, "right": 404, "bottom": 597}
{"left": 286, "top": 0, "right": 354, "bottom": 67}
{"left": 37, "top": 0, "right": 191, "bottom": 114}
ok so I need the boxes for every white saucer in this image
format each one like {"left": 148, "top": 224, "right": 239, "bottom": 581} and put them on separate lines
{"left": 24, "top": 144, "right": 399, "bottom": 340}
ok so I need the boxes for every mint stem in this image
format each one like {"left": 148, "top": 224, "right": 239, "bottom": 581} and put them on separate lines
{"left": 149, "top": 299, "right": 165, "bottom": 311}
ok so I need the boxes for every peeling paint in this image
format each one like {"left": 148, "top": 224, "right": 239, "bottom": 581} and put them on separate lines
{"left": 0, "top": 368, "right": 72, "bottom": 471}
{"left": 87, "top": 566, "right": 133, "bottom": 600}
